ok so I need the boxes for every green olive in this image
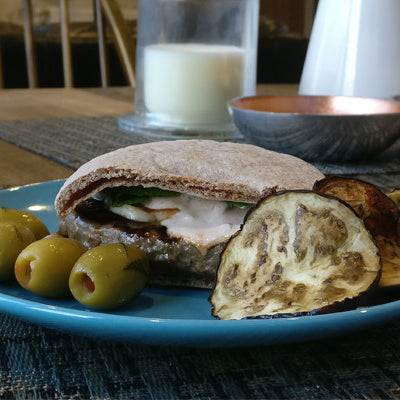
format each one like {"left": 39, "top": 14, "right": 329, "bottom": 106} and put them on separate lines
{"left": 0, "top": 222, "right": 36, "bottom": 282}
{"left": 15, "top": 238, "right": 87, "bottom": 298}
{"left": 69, "top": 243, "right": 149, "bottom": 310}
{"left": 0, "top": 208, "right": 49, "bottom": 239}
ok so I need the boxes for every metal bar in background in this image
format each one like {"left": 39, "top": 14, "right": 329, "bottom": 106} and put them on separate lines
{"left": 22, "top": 0, "right": 38, "bottom": 88}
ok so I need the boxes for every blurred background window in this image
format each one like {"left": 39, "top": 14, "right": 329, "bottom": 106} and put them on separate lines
{"left": 0, "top": 0, "right": 317, "bottom": 88}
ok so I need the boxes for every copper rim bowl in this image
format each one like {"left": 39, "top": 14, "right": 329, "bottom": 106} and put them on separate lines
{"left": 228, "top": 95, "right": 400, "bottom": 162}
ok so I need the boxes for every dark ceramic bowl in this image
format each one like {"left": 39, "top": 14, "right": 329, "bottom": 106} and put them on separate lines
{"left": 229, "top": 95, "right": 400, "bottom": 162}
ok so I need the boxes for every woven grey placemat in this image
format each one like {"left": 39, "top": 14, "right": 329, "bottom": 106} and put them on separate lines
{"left": 2, "top": 312, "right": 400, "bottom": 400}
{"left": 0, "top": 117, "right": 147, "bottom": 169}
{"left": 0, "top": 116, "right": 399, "bottom": 174}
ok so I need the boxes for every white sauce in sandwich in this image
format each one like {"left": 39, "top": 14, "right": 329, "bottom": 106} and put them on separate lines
{"left": 109, "top": 194, "right": 250, "bottom": 250}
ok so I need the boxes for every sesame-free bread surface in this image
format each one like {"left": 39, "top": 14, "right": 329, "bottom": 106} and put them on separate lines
{"left": 55, "top": 140, "right": 324, "bottom": 217}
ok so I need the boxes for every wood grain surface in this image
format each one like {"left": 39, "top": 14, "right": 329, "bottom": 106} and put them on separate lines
{"left": 0, "top": 87, "right": 135, "bottom": 188}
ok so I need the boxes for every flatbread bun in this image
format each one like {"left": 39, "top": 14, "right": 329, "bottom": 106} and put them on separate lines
{"left": 55, "top": 140, "right": 324, "bottom": 217}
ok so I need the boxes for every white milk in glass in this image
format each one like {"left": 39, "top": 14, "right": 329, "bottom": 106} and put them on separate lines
{"left": 144, "top": 43, "right": 245, "bottom": 126}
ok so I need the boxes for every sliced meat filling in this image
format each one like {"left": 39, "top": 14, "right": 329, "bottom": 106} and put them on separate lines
{"left": 59, "top": 198, "right": 243, "bottom": 288}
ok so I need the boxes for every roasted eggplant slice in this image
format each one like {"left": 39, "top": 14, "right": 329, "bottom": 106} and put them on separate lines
{"left": 210, "top": 191, "right": 381, "bottom": 320}
{"left": 314, "top": 177, "right": 399, "bottom": 237}
{"left": 375, "top": 235, "right": 400, "bottom": 287}
{"left": 390, "top": 189, "right": 400, "bottom": 238}
{"left": 315, "top": 177, "right": 400, "bottom": 288}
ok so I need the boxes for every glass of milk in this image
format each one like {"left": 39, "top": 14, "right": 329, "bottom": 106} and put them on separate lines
{"left": 119, "top": 0, "right": 259, "bottom": 139}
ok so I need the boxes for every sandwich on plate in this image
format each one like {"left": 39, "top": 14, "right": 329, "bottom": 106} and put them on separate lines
{"left": 55, "top": 140, "right": 324, "bottom": 288}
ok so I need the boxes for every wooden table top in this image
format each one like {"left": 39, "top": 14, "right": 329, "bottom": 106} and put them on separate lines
{"left": 0, "top": 88, "right": 131, "bottom": 188}
{"left": 0, "top": 84, "right": 298, "bottom": 189}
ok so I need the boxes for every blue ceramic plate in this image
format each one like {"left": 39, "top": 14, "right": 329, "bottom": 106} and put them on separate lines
{"left": 0, "top": 180, "right": 400, "bottom": 347}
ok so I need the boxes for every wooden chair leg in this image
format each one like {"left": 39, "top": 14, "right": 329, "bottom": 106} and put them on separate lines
{"left": 95, "top": 0, "right": 110, "bottom": 88}
{"left": 59, "top": 0, "right": 73, "bottom": 88}
{"left": 22, "top": 0, "right": 38, "bottom": 88}
{"left": 99, "top": 0, "right": 135, "bottom": 87}
{"left": 19, "top": 0, "right": 133, "bottom": 89}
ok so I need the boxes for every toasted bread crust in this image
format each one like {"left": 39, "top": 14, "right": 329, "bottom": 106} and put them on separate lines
{"left": 55, "top": 140, "right": 324, "bottom": 217}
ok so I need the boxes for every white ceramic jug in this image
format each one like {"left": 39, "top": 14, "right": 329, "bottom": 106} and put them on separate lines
{"left": 299, "top": 0, "right": 400, "bottom": 99}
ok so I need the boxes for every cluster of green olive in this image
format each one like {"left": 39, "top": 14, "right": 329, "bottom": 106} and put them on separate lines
{"left": 0, "top": 208, "right": 149, "bottom": 310}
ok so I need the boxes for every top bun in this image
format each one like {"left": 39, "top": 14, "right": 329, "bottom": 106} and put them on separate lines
{"left": 55, "top": 140, "right": 324, "bottom": 217}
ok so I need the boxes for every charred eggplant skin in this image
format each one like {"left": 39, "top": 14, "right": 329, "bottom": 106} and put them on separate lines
{"left": 313, "top": 176, "right": 400, "bottom": 237}
{"left": 210, "top": 190, "right": 381, "bottom": 320}
{"left": 242, "top": 290, "right": 379, "bottom": 319}
{"left": 314, "top": 176, "right": 400, "bottom": 289}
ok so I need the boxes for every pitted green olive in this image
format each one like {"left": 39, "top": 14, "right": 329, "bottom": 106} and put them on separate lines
{"left": 0, "top": 222, "right": 36, "bottom": 282}
{"left": 14, "top": 238, "right": 87, "bottom": 298}
{"left": 69, "top": 243, "right": 149, "bottom": 310}
{"left": 0, "top": 208, "right": 49, "bottom": 239}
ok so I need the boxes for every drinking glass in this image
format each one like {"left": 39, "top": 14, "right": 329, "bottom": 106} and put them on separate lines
{"left": 119, "top": 0, "right": 259, "bottom": 139}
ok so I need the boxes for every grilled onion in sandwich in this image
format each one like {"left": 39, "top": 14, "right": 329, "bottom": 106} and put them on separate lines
{"left": 55, "top": 140, "right": 324, "bottom": 288}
